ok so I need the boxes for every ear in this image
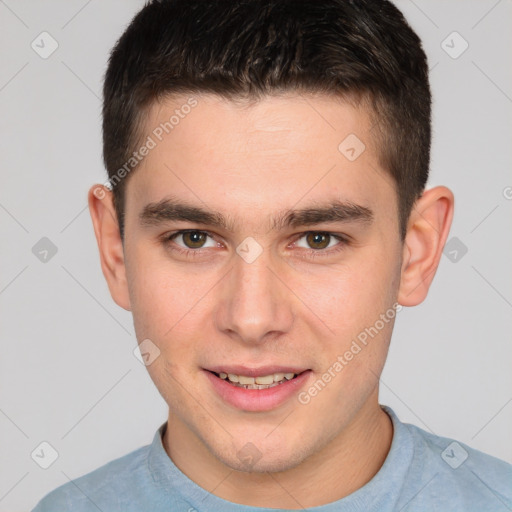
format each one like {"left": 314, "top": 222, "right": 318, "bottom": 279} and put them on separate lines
{"left": 398, "top": 186, "right": 454, "bottom": 306}
{"left": 88, "top": 185, "right": 131, "bottom": 311}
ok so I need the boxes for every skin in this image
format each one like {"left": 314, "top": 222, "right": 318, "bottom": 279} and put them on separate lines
{"left": 89, "top": 92, "right": 454, "bottom": 508}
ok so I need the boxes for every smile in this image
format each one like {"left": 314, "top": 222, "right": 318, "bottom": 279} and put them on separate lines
{"left": 204, "top": 367, "right": 312, "bottom": 411}
{"left": 213, "top": 371, "right": 298, "bottom": 389}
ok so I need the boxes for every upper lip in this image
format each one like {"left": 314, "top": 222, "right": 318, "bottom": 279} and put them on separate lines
{"left": 205, "top": 365, "right": 310, "bottom": 377}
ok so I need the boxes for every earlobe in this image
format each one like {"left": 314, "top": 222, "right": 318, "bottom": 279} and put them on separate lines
{"left": 88, "top": 185, "right": 131, "bottom": 311}
{"left": 398, "top": 186, "right": 454, "bottom": 307}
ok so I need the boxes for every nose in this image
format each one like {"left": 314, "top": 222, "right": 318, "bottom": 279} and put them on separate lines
{"left": 214, "top": 246, "right": 294, "bottom": 346}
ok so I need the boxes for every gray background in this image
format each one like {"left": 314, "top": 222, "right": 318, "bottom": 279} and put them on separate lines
{"left": 0, "top": 1, "right": 511, "bottom": 510}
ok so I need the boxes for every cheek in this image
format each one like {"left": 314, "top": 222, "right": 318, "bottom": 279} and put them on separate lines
{"left": 126, "top": 245, "right": 206, "bottom": 339}
{"left": 125, "top": 245, "right": 223, "bottom": 391}
{"left": 295, "top": 256, "right": 398, "bottom": 338}
{"left": 290, "top": 249, "right": 399, "bottom": 396}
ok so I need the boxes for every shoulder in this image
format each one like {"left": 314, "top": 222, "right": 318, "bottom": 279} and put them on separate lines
{"left": 31, "top": 444, "right": 151, "bottom": 512}
{"left": 400, "top": 419, "right": 512, "bottom": 511}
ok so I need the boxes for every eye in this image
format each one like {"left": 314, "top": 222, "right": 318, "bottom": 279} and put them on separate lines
{"left": 162, "top": 229, "right": 348, "bottom": 260}
{"left": 294, "top": 232, "right": 345, "bottom": 251}
{"left": 166, "top": 230, "right": 218, "bottom": 250}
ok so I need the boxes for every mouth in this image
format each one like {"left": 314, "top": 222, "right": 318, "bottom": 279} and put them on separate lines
{"left": 203, "top": 366, "right": 312, "bottom": 411}
{"left": 208, "top": 370, "right": 302, "bottom": 390}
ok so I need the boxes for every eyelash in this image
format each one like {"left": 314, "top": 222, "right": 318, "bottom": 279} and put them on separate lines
{"left": 162, "top": 229, "right": 349, "bottom": 260}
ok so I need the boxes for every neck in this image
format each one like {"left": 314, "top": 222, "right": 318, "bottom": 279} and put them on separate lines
{"left": 163, "top": 395, "right": 393, "bottom": 509}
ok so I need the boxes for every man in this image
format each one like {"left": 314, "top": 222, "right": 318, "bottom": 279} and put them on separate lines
{"left": 33, "top": 0, "right": 512, "bottom": 510}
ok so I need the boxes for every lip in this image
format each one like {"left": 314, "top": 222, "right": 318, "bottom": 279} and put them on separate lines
{"left": 204, "top": 368, "right": 312, "bottom": 412}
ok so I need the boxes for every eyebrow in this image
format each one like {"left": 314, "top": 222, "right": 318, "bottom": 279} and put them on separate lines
{"left": 139, "top": 196, "right": 374, "bottom": 231}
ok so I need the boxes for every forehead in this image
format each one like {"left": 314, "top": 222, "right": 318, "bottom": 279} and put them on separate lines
{"left": 127, "top": 92, "right": 394, "bottom": 226}
{"left": 142, "top": 91, "right": 372, "bottom": 161}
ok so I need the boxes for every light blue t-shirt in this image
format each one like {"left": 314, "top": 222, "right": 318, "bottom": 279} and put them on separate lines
{"left": 32, "top": 406, "right": 512, "bottom": 511}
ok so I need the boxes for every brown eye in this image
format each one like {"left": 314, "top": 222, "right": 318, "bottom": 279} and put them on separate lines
{"left": 293, "top": 232, "right": 348, "bottom": 258}
{"left": 166, "top": 230, "right": 216, "bottom": 251}
{"left": 181, "top": 231, "right": 208, "bottom": 248}
{"left": 305, "top": 232, "right": 331, "bottom": 250}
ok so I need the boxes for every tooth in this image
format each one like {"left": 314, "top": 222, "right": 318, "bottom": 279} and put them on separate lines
{"left": 223, "top": 372, "right": 297, "bottom": 385}
{"left": 255, "top": 375, "right": 274, "bottom": 385}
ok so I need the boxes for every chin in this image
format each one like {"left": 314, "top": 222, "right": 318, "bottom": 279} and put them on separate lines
{"left": 205, "top": 431, "right": 313, "bottom": 474}
{"left": 221, "top": 447, "right": 308, "bottom": 474}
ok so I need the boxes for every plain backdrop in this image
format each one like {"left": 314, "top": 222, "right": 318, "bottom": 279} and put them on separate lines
{"left": 0, "top": 1, "right": 511, "bottom": 510}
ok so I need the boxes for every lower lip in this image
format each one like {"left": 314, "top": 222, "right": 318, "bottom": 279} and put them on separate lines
{"left": 204, "top": 370, "right": 312, "bottom": 412}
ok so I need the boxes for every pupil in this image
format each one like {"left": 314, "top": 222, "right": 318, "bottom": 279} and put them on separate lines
{"left": 307, "top": 233, "right": 329, "bottom": 249}
{"left": 185, "top": 231, "right": 206, "bottom": 248}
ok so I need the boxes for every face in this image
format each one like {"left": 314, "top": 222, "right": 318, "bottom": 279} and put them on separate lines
{"left": 121, "top": 93, "right": 404, "bottom": 472}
